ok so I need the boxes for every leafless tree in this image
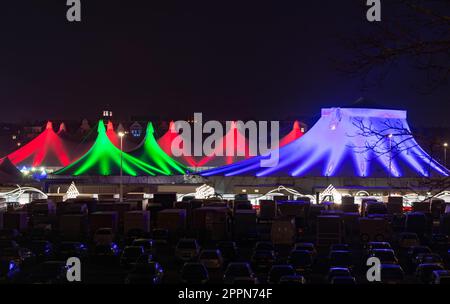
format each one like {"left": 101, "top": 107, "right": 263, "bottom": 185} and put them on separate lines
{"left": 338, "top": 0, "right": 450, "bottom": 93}
{"left": 351, "top": 117, "right": 450, "bottom": 200}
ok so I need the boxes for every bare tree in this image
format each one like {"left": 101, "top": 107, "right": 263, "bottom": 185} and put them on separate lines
{"left": 351, "top": 117, "right": 450, "bottom": 200}
{"left": 339, "top": 0, "right": 450, "bottom": 92}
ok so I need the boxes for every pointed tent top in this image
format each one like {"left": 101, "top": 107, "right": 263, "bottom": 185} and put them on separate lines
{"left": 97, "top": 120, "right": 106, "bottom": 133}
{"left": 169, "top": 121, "right": 176, "bottom": 132}
{"left": 146, "top": 122, "right": 155, "bottom": 135}
{"left": 46, "top": 121, "right": 53, "bottom": 130}
{"left": 293, "top": 120, "right": 301, "bottom": 130}
{"left": 58, "top": 122, "right": 66, "bottom": 133}
{"left": 106, "top": 121, "right": 114, "bottom": 131}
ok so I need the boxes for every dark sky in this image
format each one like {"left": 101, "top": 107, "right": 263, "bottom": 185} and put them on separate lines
{"left": 1, "top": 0, "right": 449, "bottom": 127}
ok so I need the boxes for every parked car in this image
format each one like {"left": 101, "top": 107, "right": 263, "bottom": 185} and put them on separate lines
{"left": 431, "top": 270, "right": 450, "bottom": 284}
{"left": 120, "top": 246, "right": 144, "bottom": 267}
{"left": 224, "top": 262, "right": 257, "bottom": 284}
{"left": 288, "top": 250, "right": 313, "bottom": 274}
{"left": 267, "top": 265, "right": 296, "bottom": 284}
{"left": 416, "top": 263, "right": 445, "bottom": 283}
{"left": 180, "top": 262, "right": 209, "bottom": 284}
{"left": 94, "top": 228, "right": 115, "bottom": 245}
{"left": 251, "top": 250, "right": 276, "bottom": 272}
{"left": 429, "top": 234, "right": 449, "bottom": 250}
{"left": 29, "top": 240, "right": 54, "bottom": 260}
{"left": 152, "top": 229, "right": 169, "bottom": 245}
{"left": 329, "top": 250, "right": 353, "bottom": 269}
{"left": 217, "top": 241, "right": 238, "bottom": 262}
{"left": 293, "top": 243, "right": 317, "bottom": 257}
{"left": 327, "top": 267, "right": 351, "bottom": 283}
{"left": 380, "top": 264, "right": 405, "bottom": 284}
{"left": 279, "top": 274, "right": 306, "bottom": 284}
{"left": 132, "top": 239, "right": 154, "bottom": 254}
{"left": 398, "top": 232, "right": 420, "bottom": 248}
{"left": 28, "top": 261, "right": 69, "bottom": 284}
{"left": 367, "top": 242, "right": 392, "bottom": 252}
{"left": 330, "top": 275, "right": 356, "bottom": 284}
{"left": 254, "top": 242, "right": 275, "bottom": 254}
{"left": 93, "top": 243, "right": 120, "bottom": 260}
{"left": 175, "top": 239, "right": 200, "bottom": 261}
{"left": 58, "top": 242, "right": 88, "bottom": 260}
{"left": 330, "top": 244, "right": 349, "bottom": 251}
{"left": 125, "top": 262, "right": 164, "bottom": 284}
{"left": 125, "top": 228, "right": 146, "bottom": 245}
{"left": 369, "top": 249, "right": 398, "bottom": 264}
{"left": 0, "top": 260, "right": 20, "bottom": 282}
{"left": 199, "top": 249, "right": 224, "bottom": 270}
{"left": 414, "top": 253, "right": 443, "bottom": 267}
{"left": 408, "top": 246, "right": 432, "bottom": 262}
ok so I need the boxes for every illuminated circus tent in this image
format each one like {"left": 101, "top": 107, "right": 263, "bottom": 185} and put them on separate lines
{"left": 129, "top": 122, "right": 187, "bottom": 175}
{"left": 201, "top": 107, "right": 449, "bottom": 178}
{"left": 6, "top": 121, "right": 72, "bottom": 168}
{"left": 54, "top": 120, "right": 186, "bottom": 176}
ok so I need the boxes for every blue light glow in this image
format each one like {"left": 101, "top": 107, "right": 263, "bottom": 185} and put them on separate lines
{"left": 200, "top": 107, "right": 450, "bottom": 178}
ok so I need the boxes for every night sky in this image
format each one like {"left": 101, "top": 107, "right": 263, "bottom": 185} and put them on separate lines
{"left": 1, "top": 0, "right": 449, "bottom": 126}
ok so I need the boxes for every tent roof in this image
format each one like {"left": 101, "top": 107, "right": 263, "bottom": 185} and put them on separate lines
{"left": 54, "top": 120, "right": 183, "bottom": 176}
{"left": 129, "top": 122, "right": 187, "bottom": 175}
{"left": 6, "top": 121, "right": 72, "bottom": 168}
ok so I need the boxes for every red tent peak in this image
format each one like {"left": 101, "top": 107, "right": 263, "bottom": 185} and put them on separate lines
{"left": 58, "top": 122, "right": 66, "bottom": 133}
{"left": 169, "top": 121, "right": 176, "bottom": 132}
{"left": 45, "top": 121, "right": 53, "bottom": 130}
{"left": 106, "top": 121, "right": 114, "bottom": 131}
{"left": 293, "top": 120, "right": 301, "bottom": 130}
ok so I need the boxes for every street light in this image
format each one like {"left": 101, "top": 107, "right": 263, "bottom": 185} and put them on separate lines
{"left": 388, "top": 134, "right": 393, "bottom": 196}
{"left": 444, "top": 142, "right": 448, "bottom": 167}
{"left": 118, "top": 131, "right": 125, "bottom": 202}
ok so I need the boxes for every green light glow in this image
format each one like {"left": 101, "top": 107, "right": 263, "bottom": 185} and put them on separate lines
{"left": 54, "top": 121, "right": 178, "bottom": 176}
{"left": 130, "top": 122, "right": 187, "bottom": 175}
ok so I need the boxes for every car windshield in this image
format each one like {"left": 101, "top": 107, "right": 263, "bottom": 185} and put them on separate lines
{"left": 373, "top": 250, "right": 395, "bottom": 261}
{"left": 60, "top": 243, "right": 79, "bottom": 251}
{"left": 134, "top": 263, "right": 158, "bottom": 275}
{"left": 227, "top": 264, "right": 251, "bottom": 277}
{"left": 96, "top": 229, "right": 111, "bottom": 235}
{"left": 178, "top": 241, "right": 196, "bottom": 249}
{"left": 124, "top": 247, "right": 143, "bottom": 257}
{"left": 256, "top": 243, "right": 273, "bottom": 250}
{"left": 271, "top": 267, "right": 294, "bottom": 276}
{"left": 183, "top": 264, "right": 206, "bottom": 275}
{"left": 200, "top": 251, "right": 218, "bottom": 259}
{"left": 133, "top": 240, "right": 152, "bottom": 247}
